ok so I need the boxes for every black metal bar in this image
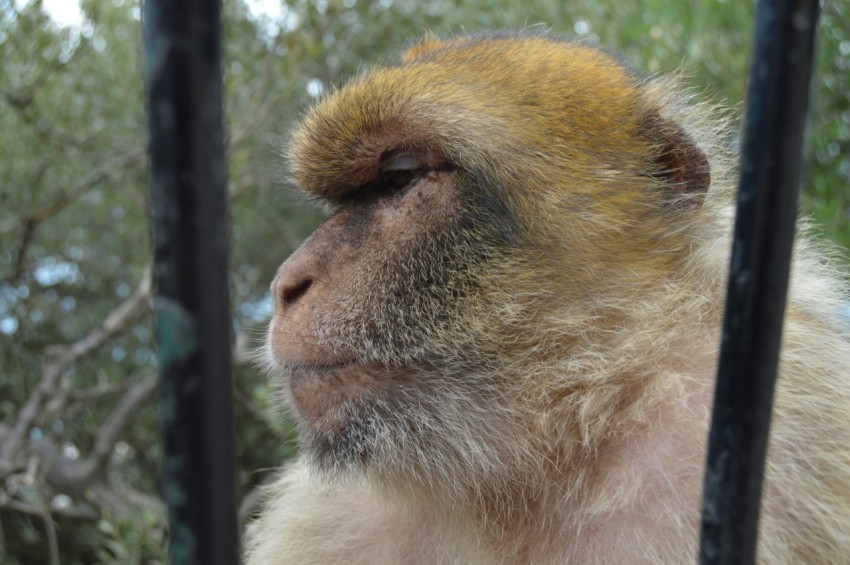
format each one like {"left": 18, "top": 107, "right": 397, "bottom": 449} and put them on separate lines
{"left": 699, "top": 0, "right": 820, "bottom": 563}
{"left": 143, "top": 1, "right": 239, "bottom": 564}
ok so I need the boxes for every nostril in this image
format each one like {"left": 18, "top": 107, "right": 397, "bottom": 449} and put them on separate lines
{"left": 281, "top": 278, "right": 313, "bottom": 306}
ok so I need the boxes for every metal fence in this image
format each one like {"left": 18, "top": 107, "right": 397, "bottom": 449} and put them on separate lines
{"left": 144, "top": 1, "right": 238, "bottom": 564}
{"left": 699, "top": 1, "right": 820, "bottom": 563}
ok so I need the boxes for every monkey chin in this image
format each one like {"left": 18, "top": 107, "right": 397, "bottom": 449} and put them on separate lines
{"left": 288, "top": 361, "right": 410, "bottom": 470}
{"left": 288, "top": 362, "right": 389, "bottom": 424}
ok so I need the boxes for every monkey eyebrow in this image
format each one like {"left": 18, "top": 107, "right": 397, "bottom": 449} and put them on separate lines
{"left": 327, "top": 161, "right": 456, "bottom": 206}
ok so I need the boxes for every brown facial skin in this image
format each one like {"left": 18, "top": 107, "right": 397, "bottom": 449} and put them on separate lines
{"left": 269, "top": 156, "right": 461, "bottom": 368}
{"left": 268, "top": 161, "right": 460, "bottom": 423}
{"left": 267, "top": 150, "right": 521, "bottom": 472}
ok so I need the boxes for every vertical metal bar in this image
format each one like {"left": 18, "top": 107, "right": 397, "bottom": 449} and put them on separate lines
{"left": 699, "top": 0, "right": 820, "bottom": 563}
{"left": 143, "top": 1, "right": 239, "bottom": 564}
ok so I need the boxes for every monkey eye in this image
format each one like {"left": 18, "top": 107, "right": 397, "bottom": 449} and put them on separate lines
{"left": 380, "top": 153, "right": 422, "bottom": 192}
{"left": 381, "top": 168, "right": 417, "bottom": 191}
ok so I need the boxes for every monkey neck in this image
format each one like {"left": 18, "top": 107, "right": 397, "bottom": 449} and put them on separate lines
{"left": 398, "top": 305, "right": 719, "bottom": 560}
{"left": 352, "top": 273, "right": 723, "bottom": 559}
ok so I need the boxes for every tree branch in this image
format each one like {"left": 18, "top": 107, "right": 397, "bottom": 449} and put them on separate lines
{"left": 0, "top": 495, "right": 98, "bottom": 521}
{"left": 0, "top": 497, "right": 69, "bottom": 565}
{"left": 85, "top": 375, "right": 158, "bottom": 479}
{"left": 0, "top": 147, "right": 146, "bottom": 284}
{"left": 43, "top": 504, "right": 60, "bottom": 565}
{"left": 0, "top": 148, "right": 145, "bottom": 240}
{"left": 0, "top": 267, "right": 152, "bottom": 475}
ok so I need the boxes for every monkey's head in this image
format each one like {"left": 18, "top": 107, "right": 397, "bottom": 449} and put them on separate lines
{"left": 266, "top": 34, "right": 720, "bottom": 493}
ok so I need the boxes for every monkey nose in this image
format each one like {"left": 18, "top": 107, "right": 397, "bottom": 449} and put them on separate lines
{"left": 278, "top": 276, "right": 314, "bottom": 307}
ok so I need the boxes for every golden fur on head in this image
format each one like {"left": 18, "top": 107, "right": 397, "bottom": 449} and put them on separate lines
{"left": 248, "top": 32, "right": 850, "bottom": 564}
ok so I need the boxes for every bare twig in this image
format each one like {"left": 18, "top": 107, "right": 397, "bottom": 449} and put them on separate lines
{"left": 30, "top": 148, "right": 145, "bottom": 225}
{"left": 86, "top": 375, "right": 158, "bottom": 476}
{"left": 0, "top": 147, "right": 145, "bottom": 240}
{"left": 0, "top": 495, "right": 97, "bottom": 520}
{"left": 8, "top": 368, "right": 157, "bottom": 502}
{"left": 0, "top": 505, "right": 5, "bottom": 564}
{"left": 64, "top": 265, "right": 152, "bottom": 361}
{"left": 86, "top": 479, "right": 164, "bottom": 517}
{"left": 1, "top": 23, "right": 88, "bottom": 106}
{"left": 0, "top": 267, "right": 152, "bottom": 475}
{"left": 71, "top": 378, "right": 135, "bottom": 401}
{"left": 228, "top": 31, "right": 286, "bottom": 150}
{"left": 1, "top": 147, "right": 146, "bottom": 284}
{"left": 42, "top": 504, "right": 59, "bottom": 565}
{"left": 0, "top": 494, "right": 66, "bottom": 565}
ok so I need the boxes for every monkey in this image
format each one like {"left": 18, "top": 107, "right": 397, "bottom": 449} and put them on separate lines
{"left": 245, "top": 33, "right": 850, "bottom": 564}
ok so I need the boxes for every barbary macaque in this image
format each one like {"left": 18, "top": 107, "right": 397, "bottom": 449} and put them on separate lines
{"left": 246, "top": 33, "right": 850, "bottom": 563}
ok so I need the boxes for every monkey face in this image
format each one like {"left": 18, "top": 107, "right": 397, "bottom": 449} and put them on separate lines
{"left": 265, "top": 34, "right": 712, "bottom": 480}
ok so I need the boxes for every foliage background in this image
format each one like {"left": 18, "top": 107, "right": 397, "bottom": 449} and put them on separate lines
{"left": 0, "top": 0, "right": 847, "bottom": 562}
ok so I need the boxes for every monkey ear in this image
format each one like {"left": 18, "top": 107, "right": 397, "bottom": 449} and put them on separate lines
{"left": 403, "top": 34, "right": 452, "bottom": 63}
{"left": 643, "top": 116, "right": 711, "bottom": 205}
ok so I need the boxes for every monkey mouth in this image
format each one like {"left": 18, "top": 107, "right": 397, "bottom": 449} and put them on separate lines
{"left": 289, "top": 360, "right": 357, "bottom": 377}
{"left": 287, "top": 361, "right": 405, "bottom": 427}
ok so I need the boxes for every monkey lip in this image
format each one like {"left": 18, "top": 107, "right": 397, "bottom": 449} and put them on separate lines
{"left": 287, "top": 361, "right": 401, "bottom": 425}
{"left": 289, "top": 360, "right": 358, "bottom": 377}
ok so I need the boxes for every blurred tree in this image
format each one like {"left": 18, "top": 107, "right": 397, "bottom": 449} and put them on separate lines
{"left": 0, "top": 0, "right": 846, "bottom": 562}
